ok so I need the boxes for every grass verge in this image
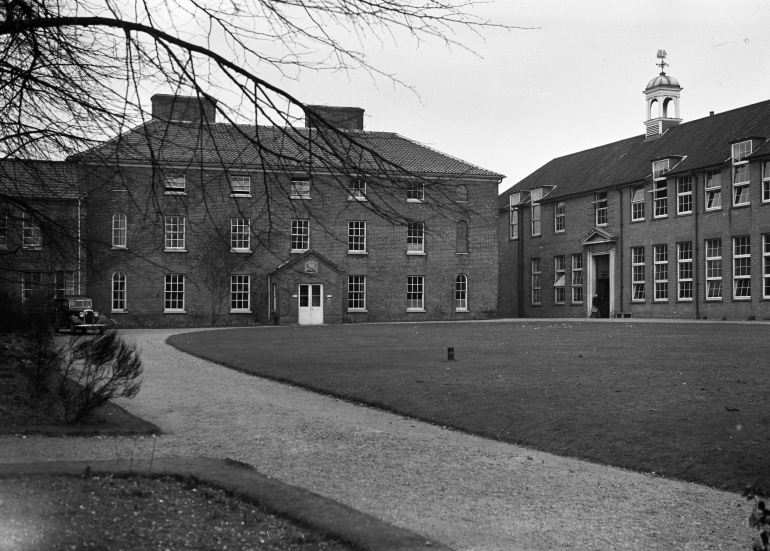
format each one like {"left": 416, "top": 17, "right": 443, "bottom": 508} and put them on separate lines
{"left": 168, "top": 320, "right": 770, "bottom": 493}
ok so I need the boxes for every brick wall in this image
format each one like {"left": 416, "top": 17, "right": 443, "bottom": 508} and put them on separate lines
{"left": 499, "top": 161, "right": 770, "bottom": 320}
{"left": 84, "top": 165, "right": 500, "bottom": 326}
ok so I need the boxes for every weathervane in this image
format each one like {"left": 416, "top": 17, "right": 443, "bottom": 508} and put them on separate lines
{"left": 656, "top": 50, "right": 668, "bottom": 75}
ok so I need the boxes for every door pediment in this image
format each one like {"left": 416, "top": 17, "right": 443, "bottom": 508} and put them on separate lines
{"left": 271, "top": 249, "right": 346, "bottom": 276}
{"left": 580, "top": 227, "right": 618, "bottom": 246}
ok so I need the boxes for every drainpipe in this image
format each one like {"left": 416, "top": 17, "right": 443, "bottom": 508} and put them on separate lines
{"left": 517, "top": 203, "right": 525, "bottom": 317}
{"left": 77, "top": 197, "right": 82, "bottom": 294}
{"left": 691, "top": 169, "right": 699, "bottom": 319}
{"left": 616, "top": 186, "right": 624, "bottom": 315}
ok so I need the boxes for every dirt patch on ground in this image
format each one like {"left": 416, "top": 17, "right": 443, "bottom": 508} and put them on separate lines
{"left": 1, "top": 474, "right": 355, "bottom": 551}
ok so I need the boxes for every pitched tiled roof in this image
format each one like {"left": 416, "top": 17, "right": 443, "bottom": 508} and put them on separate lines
{"left": 72, "top": 120, "right": 504, "bottom": 179}
{"left": 501, "top": 99, "right": 770, "bottom": 204}
{"left": 0, "top": 160, "right": 83, "bottom": 200}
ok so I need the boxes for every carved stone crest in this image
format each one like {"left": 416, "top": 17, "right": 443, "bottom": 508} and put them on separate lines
{"left": 305, "top": 260, "right": 318, "bottom": 273}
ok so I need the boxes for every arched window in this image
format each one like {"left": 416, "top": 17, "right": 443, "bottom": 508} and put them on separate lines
{"left": 112, "top": 271, "right": 126, "bottom": 312}
{"left": 455, "top": 274, "right": 468, "bottom": 312}
{"left": 648, "top": 99, "right": 658, "bottom": 120}
{"left": 456, "top": 185, "right": 468, "bottom": 203}
{"left": 456, "top": 220, "right": 469, "bottom": 253}
{"left": 663, "top": 97, "right": 675, "bottom": 118}
{"left": 112, "top": 213, "right": 127, "bottom": 248}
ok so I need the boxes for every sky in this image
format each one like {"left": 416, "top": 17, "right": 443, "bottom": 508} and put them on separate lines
{"left": 260, "top": 0, "right": 770, "bottom": 194}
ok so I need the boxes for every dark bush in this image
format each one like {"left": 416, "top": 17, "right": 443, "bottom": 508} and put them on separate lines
{"left": 57, "top": 330, "right": 143, "bottom": 424}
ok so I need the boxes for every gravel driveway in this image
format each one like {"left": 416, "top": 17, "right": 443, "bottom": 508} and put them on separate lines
{"left": 0, "top": 328, "right": 751, "bottom": 550}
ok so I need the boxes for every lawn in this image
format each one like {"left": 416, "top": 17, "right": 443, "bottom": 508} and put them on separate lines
{"left": 168, "top": 320, "right": 770, "bottom": 493}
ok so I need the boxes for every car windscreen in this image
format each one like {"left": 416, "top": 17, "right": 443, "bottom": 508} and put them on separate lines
{"left": 69, "top": 299, "right": 92, "bottom": 308}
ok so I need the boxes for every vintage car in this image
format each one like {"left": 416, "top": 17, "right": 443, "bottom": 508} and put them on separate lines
{"left": 53, "top": 295, "right": 108, "bottom": 334}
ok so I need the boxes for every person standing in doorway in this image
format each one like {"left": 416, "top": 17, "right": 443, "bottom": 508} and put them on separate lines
{"left": 590, "top": 293, "right": 600, "bottom": 318}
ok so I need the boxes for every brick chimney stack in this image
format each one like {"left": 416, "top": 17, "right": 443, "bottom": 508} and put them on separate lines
{"left": 151, "top": 94, "right": 218, "bottom": 123}
{"left": 305, "top": 106, "right": 364, "bottom": 130}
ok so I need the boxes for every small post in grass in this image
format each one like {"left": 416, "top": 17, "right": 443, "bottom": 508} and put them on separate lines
{"left": 447, "top": 347, "right": 455, "bottom": 361}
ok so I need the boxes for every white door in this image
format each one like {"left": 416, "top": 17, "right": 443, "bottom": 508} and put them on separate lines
{"left": 298, "top": 284, "right": 323, "bottom": 325}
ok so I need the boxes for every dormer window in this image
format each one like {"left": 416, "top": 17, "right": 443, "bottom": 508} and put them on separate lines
{"left": 652, "top": 159, "right": 669, "bottom": 180}
{"left": 732, "top": 141, "right": 752, "bottom": 163}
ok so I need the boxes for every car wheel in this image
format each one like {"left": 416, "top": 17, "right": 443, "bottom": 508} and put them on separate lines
{"left": 67, "top": 321, "right": 75, "bottom": 334}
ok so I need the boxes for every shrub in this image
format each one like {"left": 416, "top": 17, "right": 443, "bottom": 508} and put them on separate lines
{"left": 57, "top": 330, "right": 143, "bottom": 425}
{"left": 744, "top": 484, "right": 770, "bottom": 550}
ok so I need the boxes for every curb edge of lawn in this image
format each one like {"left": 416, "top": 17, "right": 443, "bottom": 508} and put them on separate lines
{"left": 0, "top": 457, "right": 454, "bottom": 551}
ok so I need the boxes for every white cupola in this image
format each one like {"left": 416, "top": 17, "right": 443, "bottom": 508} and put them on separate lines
{"left": 643, "top": 50, "right": 683, "bottom": 139}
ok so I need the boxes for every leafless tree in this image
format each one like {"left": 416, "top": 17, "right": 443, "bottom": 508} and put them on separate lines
{"left": 0, "top": 0, "right": 517, "bottom": 289}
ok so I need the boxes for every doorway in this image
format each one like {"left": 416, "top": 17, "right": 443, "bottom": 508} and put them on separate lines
{"left": 298, "top": 284, "right": 323, "bottom": 325}
{"left": 593, "top": 255, "right": 610, "bottom": 318}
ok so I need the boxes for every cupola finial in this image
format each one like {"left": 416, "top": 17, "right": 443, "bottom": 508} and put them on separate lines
{"left": 656, "top": 50, "right": 668, "bottom": 75}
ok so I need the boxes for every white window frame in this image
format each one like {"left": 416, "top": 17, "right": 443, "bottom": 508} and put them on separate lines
{"left": 571, "top": 253, "right": 583, "bottom": 304}
{"left": 632, "top": 247, "right": 645, "bottom": 302}
{"left": 348, "top": 221, "right": 367, "bottom": 254}
{"left": 764, "top": 235, "right": 770, "bottom": 299}
{"left": 677, "top": 176, "right": 693, "bottom": 215}
{"left": 733, "top": 236, "right": 751, "bottom": 299}
{"left": 164, "top": 172, "right": 186, "bottom": 194}
{"left": 290, "top": 178, "right": 311, "bottom": 199}
{"left": 230, "top": 175, "right": 251, "bottom": 197}
{"left": 554, "top": 201, "right": 565, "bottom": 233}
{"left": 407, "top": 275, "right": 425, "bottom": 312}
{"left": 164, "top": 215, "right": 186, "bottom": 251}
{"left": 112, "top": 212, "right": 127, "bottom": 249}
{"left": 705, "top": 170, "right": 722, "bottom": 211}
{"left": 554, "top": 255, "right": 566, "bottom": 304}
{"left": 112, "top": 271, "right": 126, "bottom": 312}
{"left": 455, "top": 274, "right": 468, "bottom": 312}
{"left": 652, "top": 159, "right": 669, "bottom": 180}
{"left": 407, "top": 221, "right": 424, "bottom": 254}
{"left": 705, "top": 239, "right": 723, "bottom": 301}
{"left": 594, "top": 192, "right": 608, "bottom": 226}
{"left": 21, "top": 272, "right": 43, "bottom": 302}
{"left": 652, "top": 180, "right": 668, "bottom": 218}
{"left": 531, "top": 258, "right": 541, "bottom": 305}
{"left": 509, "top": 193, "right": 520, "bottom": 240}
{"left": 406, "top": 181, "right": 425, "bottom": 202}
{"left": 230, "top": 274, "right": 251, "bottom": 313}
{"left": 732, "top": 141, "right": 752, "bottom": 207}
{"left": 631, "top": 185, "right": 645, "bottom": 221}
{"left": 231, "top": 217, "right": 251, "bottom": 252}
{"left": 291, "top": 219, "right": 309, "bottom": 252}
{"left": 55, "top": 271, "right": 75, "bottom": 297}
{"left": 653, "top": 244, "right": 668, "bottom": 301}
{"left": 677, "top": 242, "right": 693, "bottom": 301}
{"left": 164, "top": 274, "right": 185, "bottom": 313}
{"left": 348, "top": 275, "right": 366, "bottom": 311}
{"left": 22, "top": 212, "right": 42, "bottom": 249}
{"left": 763, "top": 162, "right": 770, "bottom": 204}
{"left": 348, "top": 179, "right": 367, "bottom": 201}
{"left": 530, "top": 188, "right": 542, "bottom": 237}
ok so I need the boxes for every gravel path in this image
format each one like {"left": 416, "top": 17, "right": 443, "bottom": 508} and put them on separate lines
{"left": 0, "top": 328, "right": 751, "bottom": 550}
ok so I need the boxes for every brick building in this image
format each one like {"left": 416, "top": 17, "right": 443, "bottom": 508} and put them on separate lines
{"left": 0, "top": 160, "right": 86, "bottom": 301}
{"left": 499, "top": 62, "right": 770, "bottom": 320}
{"left": 77, "top": 95, "right": 503, "bottom": 326}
